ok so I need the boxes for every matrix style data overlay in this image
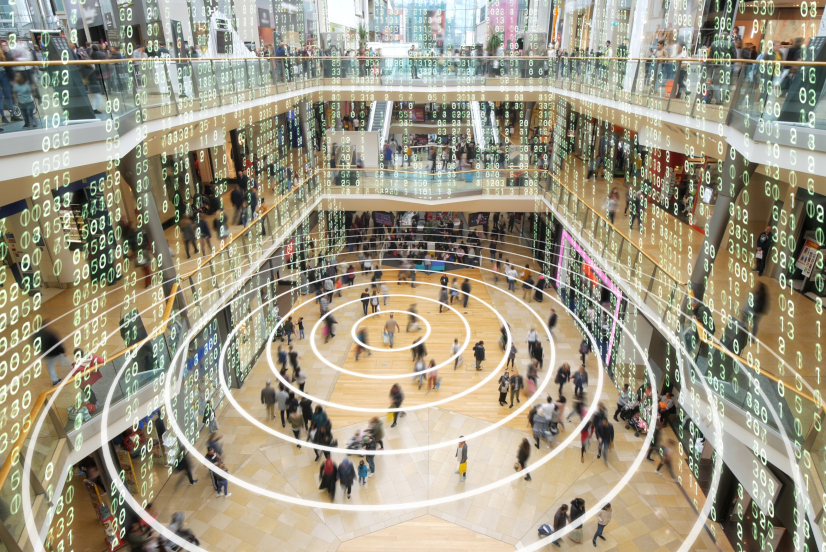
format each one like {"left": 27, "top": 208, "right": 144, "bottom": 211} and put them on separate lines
{"left": 0, "top": 0, "right": 824, "bottom": 551}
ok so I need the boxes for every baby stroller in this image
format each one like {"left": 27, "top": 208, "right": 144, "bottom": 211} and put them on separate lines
{"left": 273, "top": 317, "right": 286, "bottom": 343}
{"left": 627, "top": 413, "right": 648, "bottom": 437}
{"left": 619, "top": 400, "right": 639, "bottom": 423}
{"left": 344, "top": 430, "right": 366, "bottom": 455}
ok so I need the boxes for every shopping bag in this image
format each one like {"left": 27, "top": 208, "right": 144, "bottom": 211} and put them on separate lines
{"left": 386, "top": 412, "right": 394, "bottom": 422}
{"left": 465, "top": 172, "right": 474, "bottom": 182}
{"left": 382, "top": 331, "right": 389, "bottom": 345}
{"left": 436, "top": 378, "right": 441, "bottom": 389}
{"left": 458, "top": 462, "right": 467, "bottom": 474}
{"left": 526, "top": 379, "right": 537, "bottom": 395}
{"left": 322, "top": 325, "right": 329, "bottom": 337}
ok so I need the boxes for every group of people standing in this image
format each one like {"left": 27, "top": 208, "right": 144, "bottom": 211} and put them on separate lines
{"left": 551, "top": 501, "right": 613, "bottom": 546}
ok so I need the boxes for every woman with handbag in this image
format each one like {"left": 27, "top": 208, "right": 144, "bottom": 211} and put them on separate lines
{"left": 498, "top": 372, "right": 510, "bottom": 406}
{"left": 455, "top": 438, "right": 468, "bottom": 482}
{"left": 370, "top": 290, "right": 380, "bottom": 314}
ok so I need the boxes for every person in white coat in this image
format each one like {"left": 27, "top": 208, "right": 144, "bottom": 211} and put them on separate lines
{"left": 525, "top": 326, "right": 539, "bottom": 356}
{"left": 592, "top": 504, "right": 612, "bottom": 546}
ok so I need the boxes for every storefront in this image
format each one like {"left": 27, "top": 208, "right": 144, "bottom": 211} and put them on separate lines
{"left": 532, "top": 211, "right": 561, "bottom": 277}
{"left": 51, "top": 173, "right": 120, "bottom": 286}
{"left": 789, "top": 189, "right": 826, "bottom": 299}
{"left": 554, "top": 228, "right": 625, "bottom": 371}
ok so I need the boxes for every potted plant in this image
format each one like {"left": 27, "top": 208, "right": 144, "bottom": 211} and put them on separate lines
{"left": 487, "top": 31, "right": 503, "bottom": 56}
{"left": 358, "top": 23, "right": 368, "bottom": 51}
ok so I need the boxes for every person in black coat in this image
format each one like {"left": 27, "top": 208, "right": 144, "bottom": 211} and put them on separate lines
{"left": 547, "top": 309, "right": 558, "bottom": 339}
{"left": 473, "top": 341, "right": 485, "bottom": 371}
{"left": 531, "top": 341, "right": 544, "bottom": 370}
{"left": 360, "top": 288, "right": 371, "bottom": 315}
{"left": 300, "top": 397, "right": 313, "bottom": 430}
{"left": 35, "top": 323, "right": 67, "bottom": 385}
{"left": 595, "top": 418, "right": 614, "bottom": 464}
{"left": 338, "top": 457, "right": 356, "bottom": 499}
{"left": 318, "top": 457, "right": 338, "bottom": 500}
{"left": 754, "top": 225, "right": 773, "bottom": 276}
{"left": 533, "top": 275, "right": 546, "bottom": 302}
{"left": 569, "top": 498, "right": 586, "bottom": 542}
{"left": 461, "top": 278, "right": 472, "bottom": 308}
{"left": 230, "top": 184, "right": 244, "bottom": 225}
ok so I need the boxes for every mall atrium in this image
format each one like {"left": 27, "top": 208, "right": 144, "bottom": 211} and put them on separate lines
{"left": 0, "top": 0, "right": 822, "bottom": 550}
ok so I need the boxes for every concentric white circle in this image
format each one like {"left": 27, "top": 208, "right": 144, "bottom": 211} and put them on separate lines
{"left": 21, "top": 236, "right": 786, "bottom": 552}
{"left": 344, "top": 307, "right": 432, "bottom": 352}
{"left": 269, "top": 280, "right": 516, "bottom": 411}
{"left": 307, "top": 292, "right": 472, "bottom": 378}
{"left": 21, "top": 250, "right": 696, "bottom": 552}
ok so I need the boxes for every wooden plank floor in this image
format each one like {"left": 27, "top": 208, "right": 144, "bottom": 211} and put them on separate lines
{"left": 311, "top": 267, "right": 547, "bottom": 433}
{"left": 336, "top": 514, "right": 515, "bottom": 552}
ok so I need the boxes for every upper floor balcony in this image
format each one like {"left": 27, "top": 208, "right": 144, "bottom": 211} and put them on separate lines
{"left": 0, "top": 54, "right": 823, "bottom": 162}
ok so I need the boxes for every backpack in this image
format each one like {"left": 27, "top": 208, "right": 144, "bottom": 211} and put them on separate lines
{"left": 579, "top": 339, "right": 590, "bottom": 355}
{"left": 538, "top": 524, "right": 554, "bottom": 537}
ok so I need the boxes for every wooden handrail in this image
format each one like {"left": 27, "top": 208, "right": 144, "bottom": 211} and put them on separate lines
{"left": 179, "top": 171, "right": 315, "bottom": 280}
{"left": 691, "top": 318, "right": 822, "bottom": 408}
{"left": 0, "top": 55, "right": 821, "bottom": 66}
{"left": 0, "top": 172, "right": 319, "bottom": 490}
{"left": 543, "top": 172, "right": 688, "bottom": 287}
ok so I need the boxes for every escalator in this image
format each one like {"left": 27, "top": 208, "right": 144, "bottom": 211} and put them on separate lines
{"left": 471, "top": 101, "right": 499, "bottom": 148}
{"left": 368, "top": 101, "right": 393, "bottom": 145}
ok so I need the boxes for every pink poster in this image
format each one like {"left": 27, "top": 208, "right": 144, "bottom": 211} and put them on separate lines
{"left": 488, "top": 0, "right": 521, "bottom": 52}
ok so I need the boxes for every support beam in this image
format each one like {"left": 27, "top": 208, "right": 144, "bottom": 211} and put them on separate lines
{"left": 119, "top": 147, "right": 179, "bottom": 298}
{"left": 689, "top": 148, "right": 757, "bottom": 302}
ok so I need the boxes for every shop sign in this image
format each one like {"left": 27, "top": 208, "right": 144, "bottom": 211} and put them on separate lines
{"left": 796, "top": 239, "right": 820, "bottom": 277}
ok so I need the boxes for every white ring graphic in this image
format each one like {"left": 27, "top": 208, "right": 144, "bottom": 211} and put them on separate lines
{"left": 21, "top": 238, "right": 758, "bottom": 552}
{"left": 309, "top": 293, "right": 472, "bottom": 378}
{"left": 345, "top": 308, "right": 432, "bottom": 352}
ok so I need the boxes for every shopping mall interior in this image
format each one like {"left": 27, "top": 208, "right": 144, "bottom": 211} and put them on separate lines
{"left": 0, "top": 0, "right": 825, "bottom": 551}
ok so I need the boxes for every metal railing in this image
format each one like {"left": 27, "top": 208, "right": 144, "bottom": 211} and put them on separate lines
{"left": 0, "top": 55, "right": 823, "bottom": 136}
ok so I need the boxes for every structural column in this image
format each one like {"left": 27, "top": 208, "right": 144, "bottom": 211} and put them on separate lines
{"left": 688, "top": 148, "right": 756, "bottom": 303}
{"left": 298, "top": 99, "right": 316, "bottom": 173}
{"left": 120, "top": 146, "right": 178, "bottom": 298}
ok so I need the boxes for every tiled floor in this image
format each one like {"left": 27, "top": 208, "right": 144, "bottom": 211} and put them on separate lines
{"left": 142, "top": 236, "right": 733, "bottom": 552}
